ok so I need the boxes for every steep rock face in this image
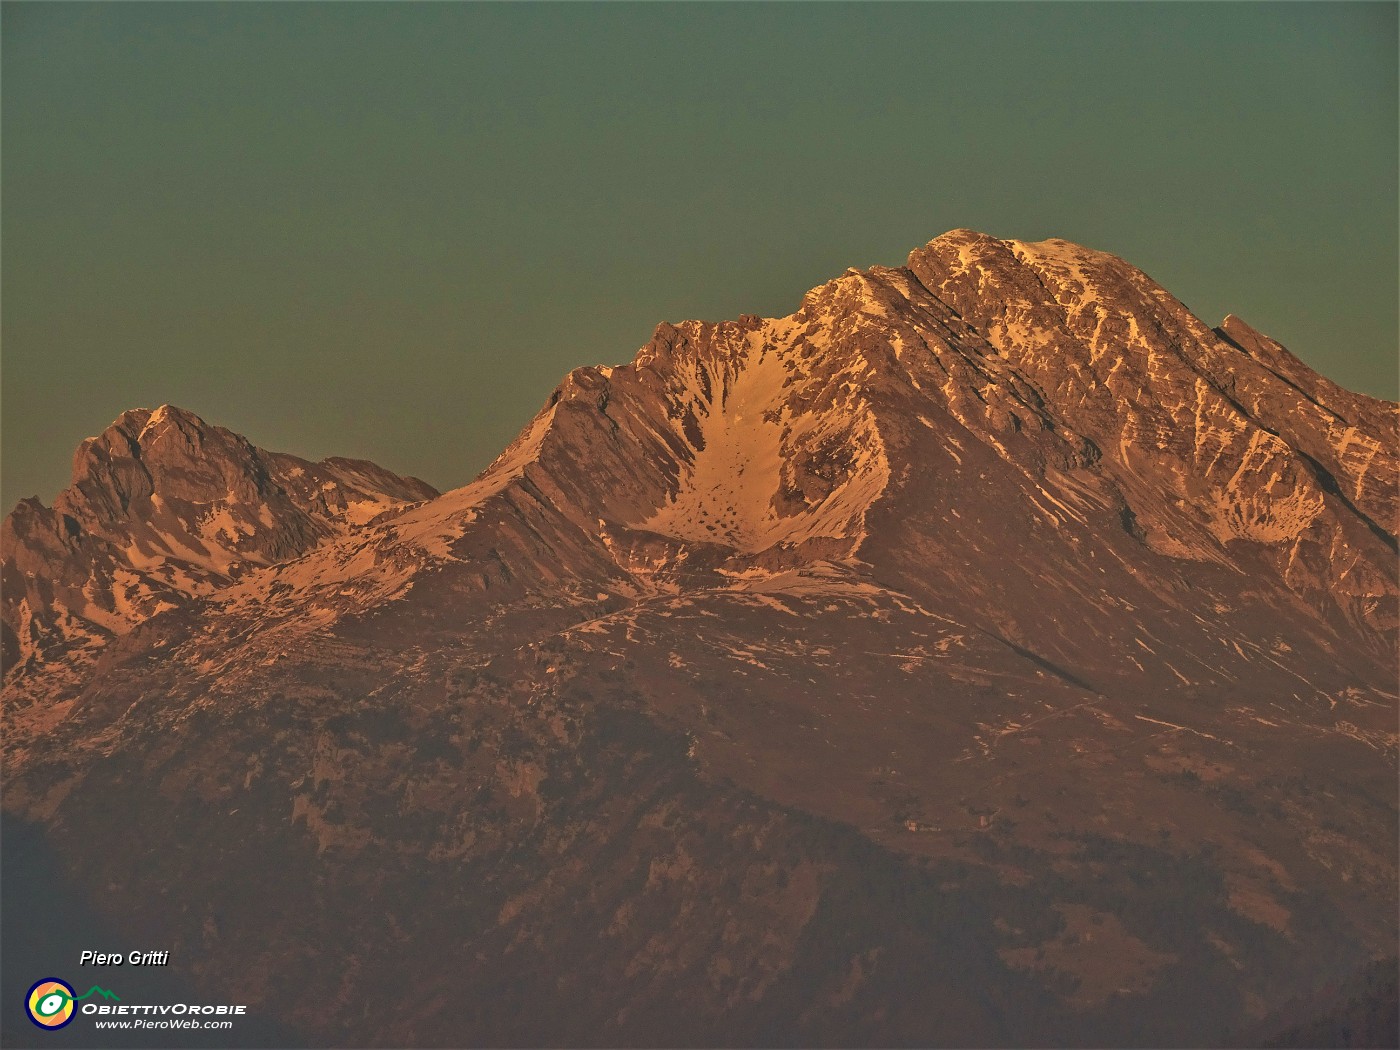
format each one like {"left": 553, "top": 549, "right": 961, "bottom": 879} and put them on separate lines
{"left": 2, "top": 232, "right": 1395, "bottom": 1048}
{"left": 903, "top": 232, "right": 1395, "bottom": 640}
{"left": 1, "top": 405, "right": 437, "bottom": 676}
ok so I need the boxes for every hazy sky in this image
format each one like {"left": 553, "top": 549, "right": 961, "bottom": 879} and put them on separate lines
{"left": 3, "top": 2, "right": 1396, "bottom": 509}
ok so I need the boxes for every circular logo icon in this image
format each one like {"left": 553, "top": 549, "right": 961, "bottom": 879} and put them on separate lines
{"left": 26, "top": 978, "right": 76, "bottom": 1030}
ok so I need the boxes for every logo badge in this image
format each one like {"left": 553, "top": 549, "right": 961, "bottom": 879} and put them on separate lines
{"left": 26, "top": 978, "right": 76, "bottom": 1030}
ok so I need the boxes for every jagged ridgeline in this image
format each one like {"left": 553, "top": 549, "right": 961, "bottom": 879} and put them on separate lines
{"left": 3, "top": 230, "right": 1396, "bottom": 1047}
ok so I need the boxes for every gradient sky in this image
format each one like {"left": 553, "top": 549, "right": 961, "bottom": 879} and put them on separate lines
{"left": 3, "top": 2, "right": 1396, "bottom": 509}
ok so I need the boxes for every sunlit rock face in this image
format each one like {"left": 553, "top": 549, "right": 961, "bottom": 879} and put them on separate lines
{"left": 3, "top": 232, "right": 1395, "bottom": 1048}
{"left": 1, "top": 404, "right": 438, "bottom": 674}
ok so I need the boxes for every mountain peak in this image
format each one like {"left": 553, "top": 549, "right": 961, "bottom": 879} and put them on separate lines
{"left": 6, "top": 234, "right": 1394, "bottom": 681}
{"left": 2, "top": 408, "right": 437, "bottom": 674}
{"left": 3, "top": 233, "right": 1396, "bottom": 1048}
{"left": 82, "top": 403, "right": 210, "bottom": 455}
{"left": 108, "top": 401, "right": 204, "bottom": 428}
{"left": 317, "top": 230, "right": 1394, "bottom": 646}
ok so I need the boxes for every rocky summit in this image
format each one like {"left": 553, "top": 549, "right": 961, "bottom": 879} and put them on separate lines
{"left": 2, "top": 230, "right": 1396, "bottom": 1047}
